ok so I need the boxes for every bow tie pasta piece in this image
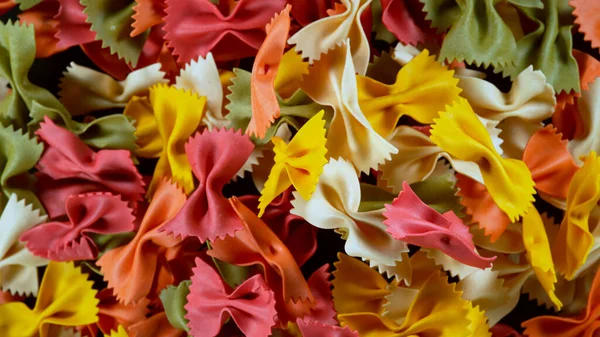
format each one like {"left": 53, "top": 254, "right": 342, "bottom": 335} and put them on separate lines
{"left": 378, "top": 126, "right": 482, "bottom": 193}
{"left": 379, "top": 0, "right": 438, "bottom": 46}
{"left": 522, "top": 207, "right": 562, "bottom": 309}
{"left": 499, "top": 0, "right": 580, "bottom": 94}
{"left": 239, "top": 190, "right": 318, "bottom": 269}
{"left": 571, "top": 0, "right": 600, "bottom": 50}
{"left": 0, "top": 261, "right": 99, "bottom": 337}
{"left": 0, "top": 20, "right": 136, "bottom": 150}
{"left": 258, "top": 110, "right": 328, "bottom": 216}
{"left": 18, "top": 1, "right": 67, "bottom": 59}
{"left": 0, "top": 194, "right": 48, "bottom": 296}
{"left": 164, "top": 0, "right": 287, "bottom": 63}
{"left": 0, "top": 123, "right": 43, "bottom": 211}
{"left": 332, "top": 253, "right": 391, "bottom": 320}
{"left": 247, "top": 5, "right": 292, "bottom": 139}
{"left": 97, "top": 179, "right": 201, "bottom": 304}
{"left": 209, "top": 197, "right": 315, "bottom": 324}
{"left": 456, "top": 174, "right": 512, "bottom": 242}
{"left": 383, "top": 181, "right": 495, "bottom": 269}
{"left": 288, "top": 0, "right": 371, "bottom": 75}
{"left": 291, "top": 158, "right": 408, "bottom": 268}
{"left": 185, "top": 257, "right": 277, "bottom": 337}
{"left": 59, "top": 62, "right": 168, "bottom": 116}
{"left": 342, "top": 272, "right": 473, "bottom": 337}
{"left": 421, "top": 0, "right": 540, "bottom": 68}
{"left": 522, "top": 125, "right": 579, "bottom": 200}
{"left": 356, "top": 49, "right": 461, "bottom": 138}
{"left": 553, "top": 151, "right": 600, "bottom": 280}
{"left": 159, "top": 128, "right": 254, "bottom": 242}
{"left": 301, "top": 40, "right": 398, "bottom": 173}
{"left": 457, "top": 66, "right": 555, "bottom": 123}
{"left": 430, "top": 98, "right": 536, "bottom": 222}
{"left": 35, "top": 116, "right": 145, "bottom": 219}
{"left": 124, "top": 84, "right": 205, "bottom": 195}
{"left": 175, "top": 53, "right": 228, "bottom": 129}
{"left": 20, "top": 193, "right": 135, "bottom": 261}
{"left": 80, "top": 0, "right": 147, "bottom": 67}
{"left": 522, "top": 268, "right": 600, "bottom": 337}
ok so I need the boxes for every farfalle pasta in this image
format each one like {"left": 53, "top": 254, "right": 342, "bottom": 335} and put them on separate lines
{"left": 97, "top": 179, "right": 201, "bottom": 304}
{"left": 35, "top": 117, "right": 145, "bottom": 219}
{"left": 21, "top": 193, "right": 135, "bottom": 261}
{"left": 355, "top": 49, "right": 461, "bottom": 138}
{"left": 185, "top": 256, "right": 277, "bottom": 337}
{"left": 0, "top": 261, "right": 99, "bottom": 337}
{"left": 288, "top": 0, "right": 371, "bottom": 75}
{"left": 59, "top": 62, "right": 168, "bottom": 116}
{"left": 301, "top": 41, "right": 398, "bottom": 173}
{"left": 0, "top": 194, "right": 48, "bottom": 296}
{"left": 247, "top": 5, "right": 292, "bottom": 138}
{"left": 209, "top": 197, "right": 316, "bottom": 324}
{"left": 124, "top": 83, "right": 206, "bottom": 195}
{"left": 430, "top": 98, "right": 536, "bottom": 222}
{"left": 291, "top": 158, "right": 408, "bottom": 269}
{"left": 258, "top": 110, "right": 327, "bottom": 216}
{"left": 383, "top": 181, "right": 495, "bottom": 269}
{"left": 159, "top": 128, "right": 254, "bottom": 242}
{"left": 2, "top": 2, "right": 600, "bottom": 336}
{"left": 164, "top": 0, "right": 287, "bottom": 63}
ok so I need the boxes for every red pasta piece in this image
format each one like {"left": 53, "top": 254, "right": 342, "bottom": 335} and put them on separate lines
{"left": 303, "top": 265, "right": 338, "bottom": 325}
{"left": 35, "top": 117, "right": 145, "bottom": 219}
{"left": 247, "top": 4, "right": 292, "bottom": 138}
{"left": 185, "top": 256, "right": 277, "bottom": 337}
{"left": 238, "top": 189, "right": 318, "bottom": 268}
{"left": 383, "top": 181, "right": 495, "bottom": 269}
{"left": 522, "top": 125, "right": 579, "bottom": 199}
{"left": 208, "top": 197, "right": 315, "bottom": 325}
{"left": 296, "top": 319, "right": 360, "bottom": 337}
{"left": 20, "top": 193, "right": 135, "bottom": 261}
{"left": 380, "top": 0, "right": 438, "bottom": 46}
{"left": 288, "top": 0, "right": 335, "bottom": 27}
{"left": 160, "top": 128, "right": 254, "bottom": 242}
{"left": 96, "top": 179, "right": 201, "bottom": 304}
{"left": 55, "top": 0, "right": 96, "bottom": 50}
{"left": 163, "top": 0, "right": 287, "bottom": 63}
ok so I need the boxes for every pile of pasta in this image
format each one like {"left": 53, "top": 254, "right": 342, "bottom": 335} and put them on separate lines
{"left": 0, "top": 0, "right": 599, "bottom": 336}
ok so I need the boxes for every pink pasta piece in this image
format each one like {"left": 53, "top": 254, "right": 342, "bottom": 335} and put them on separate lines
{"left": 20, "top": 193, "right": 135, "bottom": 261}
{"left": 35, "top": 116, "right": 145, "bottom": 219}
{"left": 185, "top": 257, "right": 277, "bottom": 337}
{"left": 160, "top": 128, "right": 254, "bottom": 242}
{"left": 383, "top": 182, "right": 495, "bottom": 269}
